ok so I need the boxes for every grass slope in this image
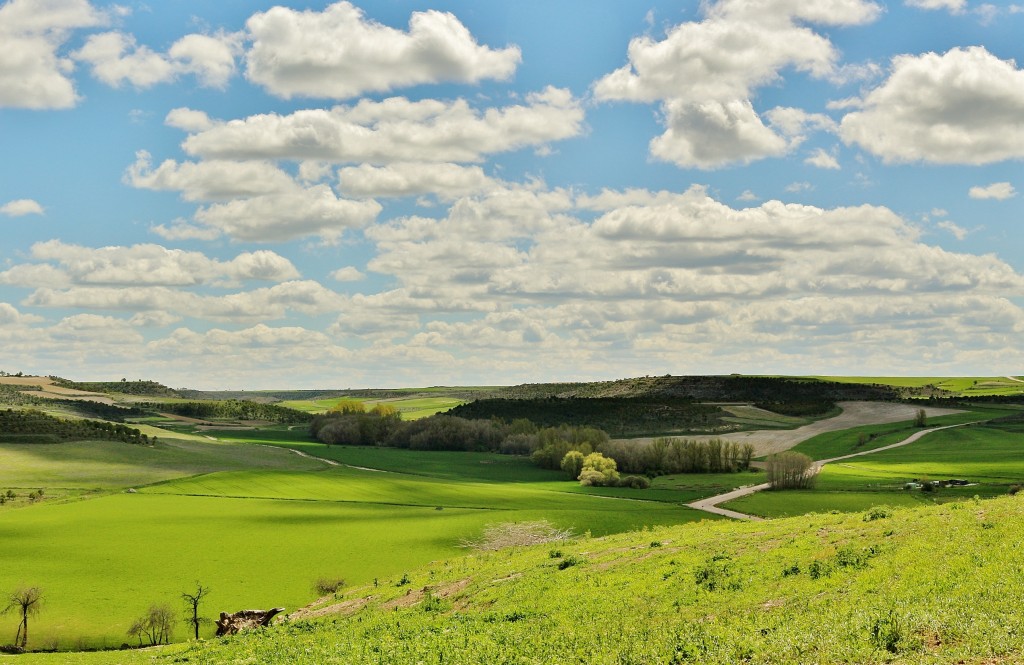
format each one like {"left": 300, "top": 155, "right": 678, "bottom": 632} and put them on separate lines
{"left": 0, "top": 434, "right": 717, "bottom": 649}
{"left": 727, "top": 418, "right": 1024, "bottom": 517}
{"left": 22, "top": 495, "right": 1024, "bottom": 664}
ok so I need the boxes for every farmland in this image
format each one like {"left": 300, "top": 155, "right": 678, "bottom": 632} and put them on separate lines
{"left": 2, "top": 373, "right": 1024, "bottom": 659}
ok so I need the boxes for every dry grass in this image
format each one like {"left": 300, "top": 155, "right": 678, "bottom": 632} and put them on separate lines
{"left": 461, "top": 520, "right": 574, "bottom": 551}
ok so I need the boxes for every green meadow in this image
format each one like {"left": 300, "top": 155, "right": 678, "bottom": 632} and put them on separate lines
{"left": 15, "top": 495, "right": 1024, "bottom": 664}
{"left": 279, "top": 395, "right": 468, "bottom": 419}
{"left": 726, "top": 416, "right": 1024, "bottom": 517}
{"left": 811, "top": 375, "right": 1024, "bottom": 396}
{"left": 0, "top": 427, "right": 718, "bottom": 649}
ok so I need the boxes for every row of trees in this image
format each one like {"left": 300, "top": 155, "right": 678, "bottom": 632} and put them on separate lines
{"left": 597, "top": 437, "right": 756, "bottom": 475}
{"left": 0, "top": 409, "right": 152, "bottom": 445}
{"left": 142, "top": 400, "right": 310, "bottom": 424}
{"left": 3, "top": 583, "right": 211, "bottom": 651}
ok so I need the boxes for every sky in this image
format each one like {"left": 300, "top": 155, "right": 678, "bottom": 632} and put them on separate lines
{"left": 1, "top": 0, "right": 1023, "bottom": 389}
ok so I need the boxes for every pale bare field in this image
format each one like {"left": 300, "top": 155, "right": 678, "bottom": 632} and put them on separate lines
{"left": 619, "top": 401, "right": 963, "bottom": 457}
{"left": 0, "top": 376, "right": 114, "bottom": 404}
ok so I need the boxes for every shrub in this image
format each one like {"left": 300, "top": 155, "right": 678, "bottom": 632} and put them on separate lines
{"left": 312, "top": 577, "right": 345, "bottom": 596}
{"left": 560, "top": 450, "right": 585, "bottom": 480}
{"left": 557, "top": 556, "right": 583, "bottom": 570}
{"left": 619, "top": 475, "right": 651, "bottom": 489}
{"left": 864, "top": 506, "right": 893, "bottom": 521}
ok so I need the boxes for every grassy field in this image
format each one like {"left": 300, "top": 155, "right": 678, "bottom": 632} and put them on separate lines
{"left": 279, "top": 395, "right": 464, "bottom": 419}
{"left": 725, "top": 418, "right": 1024, "bottom": 517}
{"left": 0, "top": 429, "right": 722, "bottom": 649}
{"left": 812, "top": 375, "right": 1024, "bottom": 396}
{"left": 785, "top": 407, "right": 1015, "bottom": 460}
{"left": 16, "top": 495, "right": 1024, "bottom": 664}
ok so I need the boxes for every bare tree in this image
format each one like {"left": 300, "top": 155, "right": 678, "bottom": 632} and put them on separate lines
{"left": 181, "top": 582, "right": 211, "bottom": 640}
{"left": 127, "top": 604, "right": 176, "bottom": 646}
{"left": 3, "top": 586, "right": 43, "bottom": 649}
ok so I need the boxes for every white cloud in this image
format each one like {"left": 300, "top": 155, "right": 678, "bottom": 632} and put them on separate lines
{"left": 73, "top": 30, "right": 238, "bottom": 89}
{"left": 651, "top": 99, "right": 790, "bottom": 168}
{"left": 1, "top": 199, "right": 44, "bottom": 216}
{"left": 330, "top": 267, "right": 366, "bottom": 282}
{"left": 0, "top": 0, "right": 107, "bottom": 109}
{"left": 841, "top": 47, "right": 1024, "bottom": 164}
{"left": 126, "top": 151, "right": 296, "bottom": 202}
{"left": 338, "top": 162, "right": 495, "bottom": 200}
{"left": 593, "top": 0, "right": 879, "bottom": 169}
{"left": 22, "top": 240, "right": 300, "bottom": 286}
{"left": 969, "top": 182, "right": 1017, "bottom": 200}
{"left": 0, "top": 302, "right": 42, "bottom": 325}
{"left": 181, "top": 87, "right": 584, "bottom": 164}
{"left": 193, "top": 186, "right": 382, "bottom": 244}
{"left": 937, "top": 220, "right": 969, "bottom": 240}
{"left": 737, "top": 190, "right": 759, "bottom": 202}
{"left": 905, "top": 0, "right": 966, "bottom": 12}
{"left": 165, "top": 107, "right": 214, "bottom": 132}
{"left": 804, "top": 147, "right": 841, "bottom": 169}
{"left": 784, "top": 181, "right": 813, "bottom": 193}
{"left": 244, "top": 1, "right": 520, "bottom": 99}
{"left": 150, "top": 219, "right": 222, "bottom": 242}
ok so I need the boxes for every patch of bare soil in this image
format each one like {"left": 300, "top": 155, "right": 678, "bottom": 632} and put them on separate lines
{"left": 382, "top": 578, "right": 472, "bottom": 611}
{"left": 619, "top": 401, "right": 963, "bottom": 457}
{"left": 0, "top": 376, "right": 115, "bottom": 404}
{"left": 290, "top": 597, "right": 372, "bottom": 621}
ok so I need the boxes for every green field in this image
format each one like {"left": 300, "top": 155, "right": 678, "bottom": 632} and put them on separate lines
{"left": 0, "top": 429, "right": 722, "bottom": 649}
{"left": 726, "top": 418, "right": 1024, "bottom": 517}
{"left": 811, "top": 375, "right": 1024, "bottom": 396}
{"left": 15, "top": 495, "right": 1024, "bottom": 664}
{"left": 279, "top": 395, "right": 464, "bottom": 419}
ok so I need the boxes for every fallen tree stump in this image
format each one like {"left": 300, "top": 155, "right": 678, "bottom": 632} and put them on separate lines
{"left": 215, "top": 608, "right": 285, "bottom": 636}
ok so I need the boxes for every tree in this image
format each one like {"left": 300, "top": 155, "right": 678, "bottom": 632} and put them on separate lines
{"left": 578, "top": 452, "right": 620, "bottom": 487}
{"left": 4, "top": 586, "right": 43, "bottom": 649}
{"left": 127, "top": 604, "right": 176, "bottom": 646}
{"left": 560, "top": 450, "right": 585, "bottom": 480}
{"left": 765, "top": 452, "right": 816, "bottom": 489}
{"left": 181, "top": 582, "right": 211, "bottom": 640}
{"left": 914, "top": 408, "right": 927, "bottom": 427}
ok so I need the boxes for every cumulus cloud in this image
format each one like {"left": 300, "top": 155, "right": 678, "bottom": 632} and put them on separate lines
{"left": 193, "top": 186, "right": 382, "bottom": 244}
{"left": 180, "top": 87, "right": 584, "bottom": 164}
{"left": 165, "top": 107, "right": 214, "bottom": 132}
{"left": 244, "top": 1, "right": 520, "bottom": 99}
{"left": 330, "top": 267, "right": 366, "bottom": 282}
{"left": 126, "top": 151, "right": 296, "bottom": 202}
{"left": 73, "top": 30, "right": 239, "bottom": 89}
{"left": 593, "top": 0, "right": 879, "bottom": 168}
{"left": 969, "top": 182, "right": 1017, "bottom": 200}
{"left": 20, "top": 240, "right": 300, "bottom": 286}
{"left": 338, "top": 162, "right": 495, "bottom": 200}
{"left": 804, "top": 147, "right": 841, "bottom": 169}
{"left": 840, "top": 47, "right": 1024, "bottom": 164}
{"left": 0, "top": 0, "right": 106, "bottom": 109}
{"left": 1, "top": 199, "right": 45, "bottom": 216}
{"left": 651, "top": 99, "right": 790, "bottom": 169}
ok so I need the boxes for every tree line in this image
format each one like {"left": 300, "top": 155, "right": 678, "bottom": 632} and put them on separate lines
{"left": 140, "top": 400, "right": 311, "bottom": 424}
{"left": 0, "top": 409, "right": 152, "bottom": 445}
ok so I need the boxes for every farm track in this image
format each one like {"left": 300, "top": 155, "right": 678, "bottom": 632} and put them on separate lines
{"left": 686, "top": 422, "right": 970, "bottom": 521}
{"left": 619, "top": 401, "right": 964, "bottom": 457}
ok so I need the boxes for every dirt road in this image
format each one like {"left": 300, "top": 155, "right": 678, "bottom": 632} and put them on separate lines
{"left": 686, "top": 422, "right": 969, "bottom": 521}
{"left": 620, "top": 401, "right": 963, "bottom": 458}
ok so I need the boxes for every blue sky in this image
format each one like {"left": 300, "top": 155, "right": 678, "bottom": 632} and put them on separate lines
{"left": 1, "top": 0, "right": 1022, "bottom": 389}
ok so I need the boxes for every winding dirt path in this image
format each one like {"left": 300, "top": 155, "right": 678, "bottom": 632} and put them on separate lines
{"left": 686, "top": 422, "right": 970, "bottom": 521}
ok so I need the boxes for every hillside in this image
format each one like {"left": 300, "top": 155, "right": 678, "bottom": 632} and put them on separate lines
{"left": 43, "top": 495, "right": 1024, "bottom": 664}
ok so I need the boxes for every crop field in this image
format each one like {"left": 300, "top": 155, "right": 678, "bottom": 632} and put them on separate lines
{"left": 724, "top": 419, "right": 1024, "bottom": 517}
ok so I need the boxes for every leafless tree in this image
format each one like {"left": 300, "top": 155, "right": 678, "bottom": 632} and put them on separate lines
{"left": 127, "top": 603, "right": 176, "bottom": 646}
{"left": 3, "top": 586, "right": 43, "bottom": 649}
{"left": 181, "top": 582, "right": 211, "bottom": 640}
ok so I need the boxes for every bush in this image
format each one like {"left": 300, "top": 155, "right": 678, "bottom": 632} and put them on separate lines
{"left": 619, "top": 475, "right": 651, "bottom": 489}
{"left": 312, "top": 577, "right": 345, "bottom": 596}
{"left": 864, "top": 506, "right": 893, "bottom": 521}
